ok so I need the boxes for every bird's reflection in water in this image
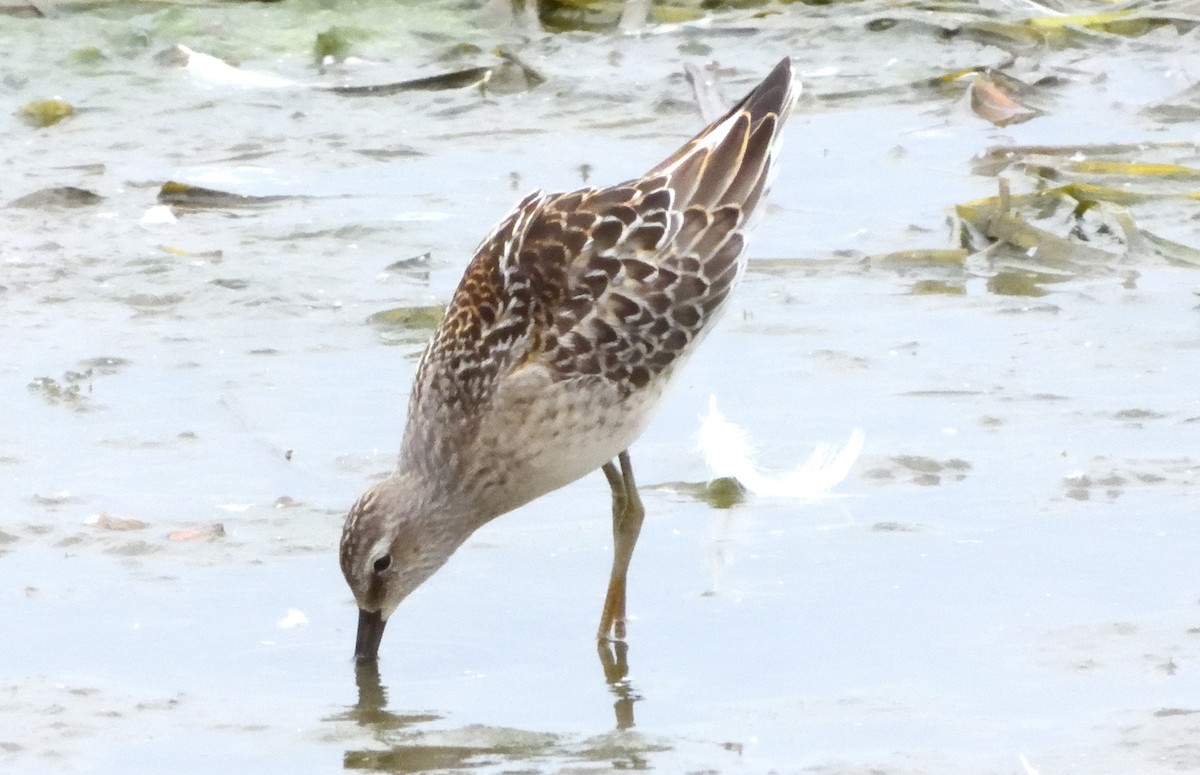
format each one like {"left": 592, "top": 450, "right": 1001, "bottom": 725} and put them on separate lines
{"left": 341, "top": 661, "right": 480, "bottom": 772}
{"left": 337, "top": 648, "right": 657, "bottom": 772}
{"left": 597, "top": 640, "right": 641, "bottom": 730}
{"left": 330, "top": 660, "right": 440, "bottom": 731}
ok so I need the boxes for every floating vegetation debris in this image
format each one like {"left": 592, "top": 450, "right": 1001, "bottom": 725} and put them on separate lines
{"left": 957, "top": 182, "right": 1118, "bottom": 266}
{"left": 864, "top": 456, "right": 971, "bottom": 487}
{"left": 383, "top": 252, "right": 433, "bottom": 273}
{"left": 536, "top": 0, "right": 640, "bottom": 33}
{"left": 368, "top": 305, "right": 447, "bottom": 345}
{"left": 157, "top": 181, "right": 293, "bottom": 210}
{"left": 816, "top": 61, "right": 1061, "bottom": 117}
{"left": 868, "top": 141, "right": 1200, "bottom": 297}
{"left": 28, "top": 377, "right": 85, "bottom": 406}
{"left": 327, "top": 49, "right": 543, "bottom": 97}
{"left": 367, "top": 305, "right": 445, "bottom": 330}
{"left": 487, "top": 48, "right": 546, "bottom": 94}
{"left": 863, "top": 4, "right": 1200, "bottom": 47}
{"left": 987, "top": 271, "right": 1053, "bottom": 297}
{"left": 872, "top": 521, "right": 919, "bottom": 533}
{"left": 1063, "top": 456, "right": 1198, "bottom": 501}
{"left": 325, "top": 66, "right": 493, "bottom": 96}
{"left": 355, "top": 145, "right": 425, "bottom": 161}
{"left": 7, "top": 186, "right": 103, "bottom": 209}
{"left": 0, "top": 1, "right": 43, "bottom": 18}
{"left": 702, "top": 476, "right": 747, "bottom": 509}
{"left": 873, "top": 249, "right": 968, "bottom": 269}
{"left": 17, "top": 98, "right": 74, "bottom": 128}
{"left": 28, "top": 368, "right": 95, "bottom": 410}
{"left": 164, "top": 41, "right": 534, "bottom": 97}
{"left": 909, "top": 279, "right": 966, "bottom": 296}
{"left": 656, "top": 476, "right": 747, "bottom": 509}
{"left": 314, "top": 26, "right": 354, "bottom": 64}
{"left": 956, "top": 143, "right": 1200, "bottom": 285}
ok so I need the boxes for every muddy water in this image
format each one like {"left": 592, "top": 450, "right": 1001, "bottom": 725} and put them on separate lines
{"left": 3, "top": 1, "right": 1200, "bottom": 773}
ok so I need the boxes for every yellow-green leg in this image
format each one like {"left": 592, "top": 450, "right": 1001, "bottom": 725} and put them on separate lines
{"left": 597, "top": 450, "right": 646, "bottom": 641}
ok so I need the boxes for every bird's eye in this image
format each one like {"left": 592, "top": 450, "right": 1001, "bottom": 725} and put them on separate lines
{"left": 372, "top": 554, "right": 392, "bottom": 573}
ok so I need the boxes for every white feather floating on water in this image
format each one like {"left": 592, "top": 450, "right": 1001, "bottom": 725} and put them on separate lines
{"left": 1018, "top": 754, "right": 1041, "bottom": 775}
{"left": 277, "top": 609, "right": 308, "bottom": 629}
{"left": 697, "top": 395, "right": 864, "bottom": 499}
{"left": 139, "top": 205, "right": 177, "bottom": 226}
{"left": 176, "top": 45, "right": 300, "bottom": 89}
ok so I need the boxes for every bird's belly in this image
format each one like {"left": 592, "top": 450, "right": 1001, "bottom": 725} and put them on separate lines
{"left": 471, "top": 376, "right": 666, "bottom": 517}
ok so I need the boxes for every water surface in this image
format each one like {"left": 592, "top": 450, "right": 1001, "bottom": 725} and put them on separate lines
{"left": 3, "top": 1, "right": 1200, "bottom": 772}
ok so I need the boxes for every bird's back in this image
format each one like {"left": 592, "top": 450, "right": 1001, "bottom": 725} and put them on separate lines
{"left": 401, "top": 59, "right": 799, "bottom": 507}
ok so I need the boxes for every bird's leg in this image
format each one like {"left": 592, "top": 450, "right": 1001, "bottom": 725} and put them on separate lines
{"left": 597, "top": 450, "right": 646, "bottom": 641}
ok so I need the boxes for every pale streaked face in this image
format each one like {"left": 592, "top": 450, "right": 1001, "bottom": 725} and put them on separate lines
{"left": 339, "top": 473, "right": 466, "bottom": 661}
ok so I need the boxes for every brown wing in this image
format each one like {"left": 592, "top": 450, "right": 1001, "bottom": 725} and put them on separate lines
{"left": 410, "top": 58, "right": 798, "bottom": 417}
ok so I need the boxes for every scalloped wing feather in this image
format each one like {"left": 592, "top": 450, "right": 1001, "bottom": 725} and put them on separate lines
{"left": 409, "top": 58, "right": 798, "bottom": 423}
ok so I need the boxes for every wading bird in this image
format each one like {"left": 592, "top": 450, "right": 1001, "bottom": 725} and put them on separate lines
{"left": 340, "top": 58, "right": 798, "bottom": 661}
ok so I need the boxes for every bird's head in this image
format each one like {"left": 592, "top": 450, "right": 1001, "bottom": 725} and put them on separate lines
{"left": 339, "top": 471, "right": 465, "bottom": 662}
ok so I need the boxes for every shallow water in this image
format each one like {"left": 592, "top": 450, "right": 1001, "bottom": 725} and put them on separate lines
{"left": 3, "top": 1, "right": 1200, "bottom": 773}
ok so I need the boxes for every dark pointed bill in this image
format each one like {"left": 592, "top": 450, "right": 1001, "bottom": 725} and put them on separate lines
{"left": 354, "top": 608, "right": 387, "bottom": 662}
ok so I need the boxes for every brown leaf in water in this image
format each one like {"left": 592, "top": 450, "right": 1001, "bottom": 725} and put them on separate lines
{"left": 86, "top": 512, "right": 149, "bottom": 531}
{"left": 168, "top": 523, "right": 226, "bottom": 542}
{"left": 969, "top": 75, "right": 1039, "bottom": 127}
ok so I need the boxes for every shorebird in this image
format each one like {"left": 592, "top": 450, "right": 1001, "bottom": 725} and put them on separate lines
{"left": 341, "top": 58, "right": 798, "bottom": 661}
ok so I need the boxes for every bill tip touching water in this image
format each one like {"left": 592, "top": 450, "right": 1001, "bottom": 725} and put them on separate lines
{"left": 340, "top": 58, "right": 800, "bottom": 663}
